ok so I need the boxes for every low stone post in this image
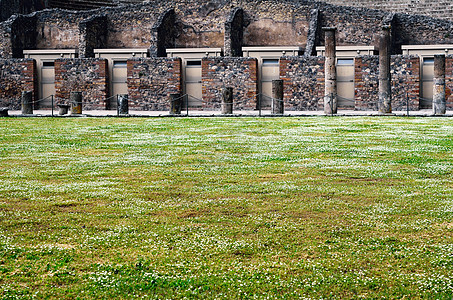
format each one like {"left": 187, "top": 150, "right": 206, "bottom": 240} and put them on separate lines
{"left": 170, "top": 93, "right": 182, "bottom": 115}
{"left": 378, "top": 25, "right": 392, "bottom": 114}
{"left": 271, "top": 79, "right": 284, "bottom": 115}
{"left": 21, "top": 91, "right": 33, "bottom": 115}
{"left": 118, "top": 94, "right": 129, "bottom": 115}
{"left": 58, "top": 104, "right": 70, "bottom": 115}
{"left": 70, "top": 92, "right": 83, "bottom": 115}
{"left": 0, "top": 108, "right": 8, "bottom": 117}
{"left": 323, "top": 27, "right": 337, "bottom": 115}
{"left": 433, "top": 54, "right": 446, "bottom": 115}
{"left": 221, "top": 87, "right": 233, "bottom": 114}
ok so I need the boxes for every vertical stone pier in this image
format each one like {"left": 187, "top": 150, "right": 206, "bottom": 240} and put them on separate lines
{"left": 323, "top": 27, "right": 337, "bottom": 115}
{"left": 271, "top": 79, "right": 284, "bottom": 115}
{"left": 21, "top": 91, "right": 33, "bottom": 115}
{"left": 378, "top": 25, "right": 392, "bottom": 114}
{"left": 433, "top": 54, "right": 446, "bottom": 115}
{"left": 70, "top": 92, "right": 83, "bottom": 115}
{"left": 221, "top": 87, "right": 233, "bottom": 114}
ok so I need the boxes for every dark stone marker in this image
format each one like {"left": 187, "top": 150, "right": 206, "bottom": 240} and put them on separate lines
{"left": 272, "top": 79, "right": 284, "bottom": 115}
{"left": 433, "top": 54, "right": 446, "bottom": 115}
{"left": 221, "top": 87, "right": 233, "bottom": 114}
{"left": 379, "top": 25, "right": 392, "bottom": 114}
{"left": 170, "top": 93, "right": 182, "bottom": 115}
{"left": 0, "top": 108, "right": 8, "bottom": 117}
{"left": 70, "top": 92, "right": 83, "bottom": 115}
{"left": 58, "top": 104, "right": 70, "bottom": 115}
{"left": 21, "top": 91, "right": 33, "bottom": 115}
{"left": 323, "top": 27, "right": 337, "bottom": 115}
{"left": 118, "top": 94, "right": 129, "bottom": 115}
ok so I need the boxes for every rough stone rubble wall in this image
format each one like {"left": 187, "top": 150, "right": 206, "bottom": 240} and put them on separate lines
{"left": 445, "top": 56, "right": 453, "bottom": 110}
{"left": 0, "top": 58, "right": 37, "bottom": 109}
{"left": 127, "top": 57, "right": 182, "bottom": 110}
{"left": 316, "top": 0, "right": 453, "bottom": 22}
{"left": 391, "top": 55, "right": 420, "bottom": 111}
{"left": 202, "top": 57, "right": 258, "bottom": 110}
{"left": 280, "top": 56, "right": 325, "bottom": 111}
{"left": 354, "top": 55, "right": 379, "bottom": 111}
{"left": 54, "top": 58, "right": 109, "bottom": 109}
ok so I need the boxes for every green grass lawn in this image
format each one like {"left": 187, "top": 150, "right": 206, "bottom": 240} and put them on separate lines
{"left": 0, "top": 117, "right": 452, "bottom": 299}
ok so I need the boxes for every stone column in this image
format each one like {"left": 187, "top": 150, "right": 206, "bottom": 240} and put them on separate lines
{"left": 271, "top": 79, "right": 284, "bottom": 115}
{"left": 433, "top": 54, "right": 446, "bottom": 115}
{"left": 118, "top": 94, "right": 129, "bottom": 115}
{"left": 70, "top": 92, "right": 83, "bottom": 115}
{"left": 378, "top": 25, "right": 392, "bottom": 114}
{"left": 221, "top": 87, "right": 233, "bottom": 114}
{"left": 323, "top": 27, "right": 337, "bottom": 115}
{"left": 21, "top": 91, "right": 33, "bottom": 115}
{"left": 170, "top": 93, "right": 182, "bottom": 115}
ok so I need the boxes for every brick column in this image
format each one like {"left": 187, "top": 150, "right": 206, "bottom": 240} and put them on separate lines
{"left": 433, "top": 54, "right": 446, "bottom": 115}
{"left": 379, "top": 25, "right": 392, "bottom": 114}
{"left": 323, "top": 27, "right": 337, "bottom": 114}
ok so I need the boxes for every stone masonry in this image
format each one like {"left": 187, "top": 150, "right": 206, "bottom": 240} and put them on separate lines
{"left": 54, "top": 58, "right": 109, "bottom": 109}
{"left": 202, "top": 57, "right": 258, "bottom": 110}
{"left": 127, "top": 57, "right": 182, "bottom": 110}
{"left": 280, "top": 56, "right": 325, "bottom": 111}
{"left": 0, "top": 58, "right": 37, "bottom": 109}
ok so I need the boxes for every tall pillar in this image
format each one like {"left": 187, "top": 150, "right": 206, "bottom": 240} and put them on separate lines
{"left": 433, "top": 54, "right": 446, "bottom": 115}
{"left": 323, "top": 27, "right": 337, "bottom": 115}
{"left": 379, "top": 25, "right": 392, "bottom": 114}
{"left": 21, "top": 91, "right": 33, "bottom": 115}
{"left": 271, "top": 79, "right": 284, "bottom": 115}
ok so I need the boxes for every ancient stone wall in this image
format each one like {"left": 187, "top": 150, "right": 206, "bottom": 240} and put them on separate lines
{"left": 445, "top": 56, "right": 453, "bottom": 110}
{"left": 354, "top": 55, "right": 379, "bottom": 111}
{"left": 79, "top": 14, "right": 108, "bottom": 58}
{"left": 36, "top": 10, "right": 90, "bottom": 50}
{"left": 316, "top": 0, "right": 453, "bottom": 22}
{"left": 279, "top": 56, "right": 325, "bottom": 111}
{"left": 391, "top": 55, "right": 420, "bottom": 111}
{"left": 202, "top": 57, "right": 258, "bottom": 110}
{"left": 127, "top": 57, "right": 182, "bottom": 110}
{"left": 0, "top": 58, "right": 37, "bottom": 109}
{"left": 54, "top": 58, "right": 109, "bottom": 109}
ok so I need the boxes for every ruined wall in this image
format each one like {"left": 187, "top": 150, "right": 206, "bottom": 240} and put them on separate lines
{"left": 319, "top": 5, "right": 388, "bottom": 47}
{"left": 0, "top": 21, "right": 13, "bottom": 59}
{"left": 393, "top": 14, "right": 453, "bottom": 52}
{"left": 0, "top": 58, "right": 37, "bottom": 109}
{"left": 354, "top": 55, "right": 379, "bottom": 111}
{"left": 445, "top": 56, "right": 453, "bottom": 110}
{"left": 241, "top": 0, "right": 310, "bottom": 47}
{"left": 54, "top": 58, "right": 109, "bottom": 109}
{"left": 317, "top": 0, "right": 453, "bottom": 22}
{"left": 127, "top": 57, "right": 182, "bottom": 110}
{"left": 79, "top": 14, "right": 108, "bottom": 58}
{"left": 279, "top": 56, "right": 325, "bottom": 111}
{"left": 391, "top": 55, "right": 420, "bottom": 111}
{"left": 202, "top": 57, "right": 258, "bottom": 110}
{"left": 36, "top": 10, "right": 90, "bottom": 49}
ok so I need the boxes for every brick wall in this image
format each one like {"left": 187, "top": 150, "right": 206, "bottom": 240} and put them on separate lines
{"left": 54, "top": 58, "right": 109, "bottom": 109}
{"left": 391, "top": 55, "right": 420, "bottom": 111}
{"left": 354, "top": 55, "right": 379, "bottom": 111}
{"left": 202, "top": 57, "right": 258, "bottom": 110}
{"left": 0, "top": 58, "right": 37, "bottom": 109}
{"left": 446, "top": 56, "right": 453, "bottom": 110}
{"left": 280, "top": 56, "right": 325, "bottom": 111}
{"left": 127, "top": 57, "right": 182, "bottom": 110}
